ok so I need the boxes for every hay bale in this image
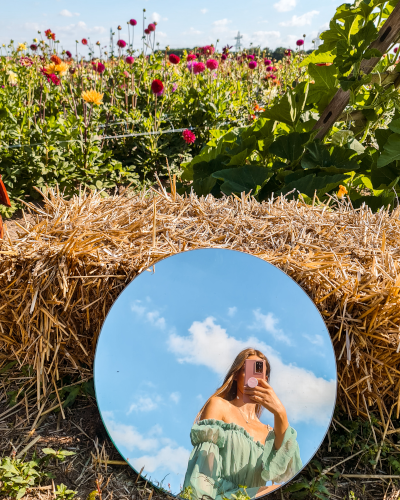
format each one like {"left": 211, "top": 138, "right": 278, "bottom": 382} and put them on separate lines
{"left": 1, "top": 187, "right": 400, "bottom": 427}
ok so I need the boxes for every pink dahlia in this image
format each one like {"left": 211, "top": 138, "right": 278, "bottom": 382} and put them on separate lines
{"left": 117, "top": 39, "right": 127, "bottom": 48}
{"left": 169, "top": 53, "right": 180, "bottom": 64}
{"left": 49, "top": 73, "right": 60, "bottom": 86}
{"left": 130, "top": 19, "right": 137, "bottom": 26}
{"left": 296, "top": 39, "right": 304, "bottom": 46}
{"left": 148, "top": 23, "right": 156, "bottom": 32}
{"left": 93, "top": 62, "right": 105, "bottom": 74}
{"left": 264, "top": 58, "right": 272, "bottom": 65}
{"left": 144, "top": 28, "right": 150, "bottom": 35}
{"left": 206, "top": 58, "right": 219, "bottom": 70}
{"left": 82, "top": 38, "right": 88, "bottom": 45}
{"left": 126, "top": 56, "right": 135, "bottom": 64}
{"left": 151, "top": 79, "right": 164, "bottom": 94}
{"left": 247, "top": 54, "right": 255, "bottom": 60}
{"left": 193, "top": 62, "right": 206, "bottom": 74}
{"left": 248, "top": 61, "right": 257, "bottom": 69}
{"left": 266, "top": 65, "right": 273, "bottom": 72}
{"left": 187, "top": 53, "right": 196, "bottom": 61}
{"left": 182, "top": 129, "right": 196, "bottom": 144}
{"left": 200, "top": 45, "right": 215, "bottom": 56}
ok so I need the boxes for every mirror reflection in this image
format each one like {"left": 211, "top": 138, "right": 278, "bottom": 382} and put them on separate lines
{"left": 94, "top": 249, "right": 337, "bottom": 499}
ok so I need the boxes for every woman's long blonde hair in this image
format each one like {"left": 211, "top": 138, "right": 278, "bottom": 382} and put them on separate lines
{"left": 195, "top": 348, "right": 271, "bottom": 423}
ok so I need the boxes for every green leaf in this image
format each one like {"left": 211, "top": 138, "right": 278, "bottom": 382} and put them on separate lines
{"left": 375, "top": 129, "right": 393, "bottom": 150}
{"left": 389, "top": 118, "right": 400, "bottom": 134}
{"left": 300, "top": 51, "right": 335, "bottom": 67}
{"left": 278, "top": 172, "right": 350, "bottom": 198}
{"left": 269, "top": 132, "right": 310, "bottom": 162}
{"left": 377, "top": 134, "right": 400, "bottom": 168}
{"left": 371, "top": 163, "right": 400, "bottom": 190}
{"left": 62, "top": 386, "right": 81, "bottom": 408}
{"left": 0, "top": 361, "right": 18, "bottom": 375}
{"left": 42, "top": 448, "right": 56, "bottom": 455}
{"left": 226, "top": 149, "right": 249, "bottom": 166}
{"left": 285, "top": 481, "right": 310, "bottom": 492}
{"left": 16, "top": 487, "right": 26, "bottom": 500}
{"left": 212, "top": 166, "right": 270, "bottom": 195}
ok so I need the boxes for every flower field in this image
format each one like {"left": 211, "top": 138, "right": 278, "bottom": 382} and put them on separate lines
{"left": 0, "top": 22, "right": 306, "bottom": 217}
{"left": 1, "top": 0, "right": 400, "bottom": 217}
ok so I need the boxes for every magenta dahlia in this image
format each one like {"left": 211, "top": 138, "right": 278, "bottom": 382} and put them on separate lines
{"left": 206, "top": 58, "right": 218, "bottom": 70}
{"left": 126, "top": 56, "right": 135, "bottom": 64}
{"left": 144, "top": 28, "right": 150, "bottom": 35}
{"left": 65, "top": 50, "right": 72, "bottom": 58}
{"left": 151, "top": 79, "right": 164, "bottom": 94}
{"left": 264, "top": 58, "right": 272, "bottom": 65}
{"left": 200, "top": 45, "right": 215, "bottom": 56}
{"left": 193, "top": 62, "right": 205, "bottom": 74}
{"left": 187, "top": 53, "right": 196, "bottom": 61}
{"left": 221, "top": 54, "right": 227, "bottom": 61}
{"left": 130, "top": 19, "right": 137, "bottom": 26}
{"left": 49, "top": 73, "right": 60, "bottom": 86}
{"left": 296, "top": 39, "right": 304, "bottom": 46}
{"left": 182, "top": 129, "right": 196, "bottom": 144}
{"left": 247, "top": 54, "right": 255, "bottom": 60}
{"left": 169, "top": 54, "right": 180, "bottom": 64}
{"left": 248, "top": 61, "right": 257, "bottom": 69}
{"left": 117, "top": 39, "right": 127, "bottom": 48}
{"left": 93, "top": 62, "right": 105, "bottom": 74}
{"left": 266, "top": 65, "right": 273, "bottom": 72}
{"left": 148, "top": 23, "right": 156, "bottom": 32}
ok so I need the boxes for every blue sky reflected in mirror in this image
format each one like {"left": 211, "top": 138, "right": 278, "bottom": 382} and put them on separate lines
{"left": 94, "top": 249, "right": 336, "bottom": 496}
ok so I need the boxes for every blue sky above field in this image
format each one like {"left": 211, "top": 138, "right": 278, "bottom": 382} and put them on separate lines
{"left": 2, "top": 0, "right": 345, "bottom": 53}
{"left": 94, "top": 249, "right": 337, "bottom": 496}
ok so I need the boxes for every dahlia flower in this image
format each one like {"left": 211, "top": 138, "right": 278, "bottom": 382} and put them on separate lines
{"left": 266, "top": 65, "right": 273, "bottom": 72}
{"left": 66, "top": 50, "right": 72, "bottom": 58}
{"left": 284, "top": 49, "right": 292, "bottom": 56}
{"left": 193, "top": 62, "right": 205, "bottom": 74}
{"left": 151, "top": 79, "right": 164, "bottom": 94}
{"left": 51, "top": 54, "right": 62, "bottom": 65}
{"left": 394, "top": 47, "right": 398, "bottom": 53}
{"left": 200, "top": 45, "right": 215, "bottom": 55}
{"left": 337, "top": 185, "right": 348, "bottom": 199}
{"left": 17, "top": 43, "right": 27, "bottom": 52}
{"left": 182, "top": 129, "right": 196, "bottom": 144}
{"left": 222, "top": 45, "right": 232, "bottom": 54}
{"left": 7, "top": 71, "right": 18, "bottom": 85}
{"left": 123, "top": 70, "right": 130, "bottom": 77}
{"left": 296, "top": 39, "right": 304, "bottom": 46}
{"left": 117, "top": 39, "right": 127, "bottom": 48}
{"left": 144, "top": 29, "right": 150, "bottom": 35}
{"left": 187, "top": 54, "right": 196, "bottom": 61}
{"left": 206, "top": 59, "right": 218, "bottom": 70}
{"left": 82, "top": 38, "right": 88, "bottom": 45}
{"left": 19, "top": 57, "right": 33, "bottom": 67}
{"left": 169, "top": 54, "right": 180, "bottom": 64}
{"left": 248, "top": 61, "right": 257, "bottom": 69}
{"left": 148, "top": 23, "right": 156, "bottom": 32}
{"left": 82, "top": 89, "right": 104, "bottom": 105}
{"left": 247, "top": 54, "right": 255, "bottom": 60}
{"left": 221, "top": 54, "right": 227, "bottom": 61}
{"left": 172, "top": 82, "right": 178, "bottom": 92}
{"left": 187, "top": 61, "right": 194, "bottom": 72}
{"left": 130, "top": 19, "right": 137, "bottom": 26}
{"left": 93, "top": 62, "right": 106, "bottom": 74}
{"left": 45, "top": 29, "right": 52, "bottom": 37}
{"left": 30, "top": 44, "right": 38, "bottom": 51}
{"left": 49, "top": 73, "right": 60, "bottom": 86}
{"left": 126, "top": 56, "right": 135, "bottom": 64}
{"left": 264, "top": 59, "right": 272, "bottom": 65}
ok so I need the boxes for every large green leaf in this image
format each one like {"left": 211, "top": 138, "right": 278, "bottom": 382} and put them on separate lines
{"left": 389, "top": 118, "right": 400, "bottom": 134}
{"left": 371, "top": 163, "right": 400, "bottom": 190}
{"left": 212, "top": 165, "right": 270, "bottom": 195}
{"left": 308, "top": 64, "right": 337, "bottom": 91}
{"left": 269, "top": 132, "right": 310, "bottom": 162}
{"left": 377, "top": 134, "right": 400, "bottom": 167}
{"left": 302, "top": 142, "right": 359, "bottom": 172}
{"left": 278, "top": 172, "right": 350, "bottom": 198}
{"left": 300, "top": 51, "right": 335, "bottom": 67}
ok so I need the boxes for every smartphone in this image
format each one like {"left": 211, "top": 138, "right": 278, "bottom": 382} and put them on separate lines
{"left": 243, "top": 359, "right": 266, "bottom": 404}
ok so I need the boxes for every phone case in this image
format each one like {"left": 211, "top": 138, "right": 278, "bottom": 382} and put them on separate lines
{"left": 243, "top": 359, "right": 266, "bottom": 404}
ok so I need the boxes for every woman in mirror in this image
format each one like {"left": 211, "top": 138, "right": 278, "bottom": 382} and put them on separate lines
{"left": 181, "top": 348, "right": 302, "bottom": 500}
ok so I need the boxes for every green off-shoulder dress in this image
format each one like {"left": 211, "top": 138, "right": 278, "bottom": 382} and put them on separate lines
{"left": 182, "top": 419, "right": 302, "bottom": 500}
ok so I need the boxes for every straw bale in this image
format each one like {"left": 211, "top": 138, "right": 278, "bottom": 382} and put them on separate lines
{"left": 1, "top": 187, "right": 400, "bottom": 425}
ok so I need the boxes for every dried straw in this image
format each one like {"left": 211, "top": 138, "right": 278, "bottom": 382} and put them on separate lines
{"left": 1, "top": 187, "right": 400, "bottom": 427}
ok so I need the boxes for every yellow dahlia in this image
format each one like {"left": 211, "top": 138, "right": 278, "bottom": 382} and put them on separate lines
{"left": 17, "top": 43, "right": 27, "bottom": 52}
{"left": 82, "top": 89, "right": 103, "bottom": 105}
{"left": 337, "top": 185, "right": 348, "bottom": 199}
{"left": 44, "top": 62, "right": 69, "bottom": 76}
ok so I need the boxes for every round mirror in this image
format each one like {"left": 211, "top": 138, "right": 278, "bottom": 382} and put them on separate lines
{"left": 94, "top": 249, "right": 337, "bottom": 499}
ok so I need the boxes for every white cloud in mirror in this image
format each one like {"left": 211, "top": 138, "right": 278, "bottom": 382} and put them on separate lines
{"left": 250, "top": 309, "right": 292, "bottom": 345}
{"left": 128, "top": 396, "right": 161, "bottom": 414}
{"left": 168, "top": 317, "right": 335, "bottom": 426}
{"left": 228, "top": 307, "right": 237, "bottom": 317}
{"left": 103, "top": 412, "right": 159, "bottom": 452}
{"left": 303, "top": 333, "right": 324, "bottom": 346}
{"left": 170, "top": 392, "right": 181, "bottom": 404}
{"left": 130, "top": 445, "right": 191, "bottom": 475}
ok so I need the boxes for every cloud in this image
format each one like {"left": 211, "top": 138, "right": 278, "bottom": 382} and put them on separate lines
{"left": 212, "top": 19, "right": 233, "bottom": 35}
{"left": 228, "top": 307, "right": 237, "bottom": 317}
{"left": 103, "top": 413, "right": 159, "bottom": 452}
{"left": 303, "top": 334, "right": 324, "bottom": 346}
{"left": 167, "top": 317, "right": 335, "bottom": 425}
{"left": 59, "top": 9, "right": 79, "bottom": 17}
{"left": 151, "top": 12, "right": 161, "bottom": 23}
{"left": 182, "top": 27, "right": 203, "bottom": 35}
{"left": 130, "top": 445, "right": 191, "bottom": 475}
{"left": 273, "top": 0, "right": 296, "bottom": 12}
{"left": 131, "top": 301, "right": 166, "bottom": 329}
{"left": 200, "top": 8, "right": 208, "bottom": 14}
{"left": 251, "top": 31, "right": 282, "bottom": 47}
{"left": 251, "top": 309, "right": 292, "bottom": 345}
{"left": 170, "top": 392, "right": 181, "bottom": 404}
{"left": 57, "top": 21, "right": 106, "bottom": 34}
{"left": 128, "top": 396, "right": 161, "bottom": 414}
{"left": 280, "top": 10, "right": 319, "bottom": 27}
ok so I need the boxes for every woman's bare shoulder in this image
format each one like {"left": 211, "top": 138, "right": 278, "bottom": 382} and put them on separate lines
{"left": 200, "top": 396, "right": 231, "bottom": 421}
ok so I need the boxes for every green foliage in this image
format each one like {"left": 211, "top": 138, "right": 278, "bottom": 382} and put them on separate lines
{"left": 180, "top": 485, "right": 194, "bottom": 500}
{"left": 181, "top": 0, "right": 400, "bottom": 211}
{"left": 54, "top": 483, "right": 77, "bottom": 500}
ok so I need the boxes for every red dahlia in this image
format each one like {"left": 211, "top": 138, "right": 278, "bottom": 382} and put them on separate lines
{"left": 182, "top": 129, "right": 196, "bottom": 144}
{"left": 151, "top": 79, "right": 164, "bottom": 94}
{"left": 169, "top": 54, "right": 180, "bottom": 64}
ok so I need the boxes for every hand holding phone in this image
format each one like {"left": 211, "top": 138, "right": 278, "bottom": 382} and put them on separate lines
{"left": 243, "top": 359, "right": 266, "bottom": 404}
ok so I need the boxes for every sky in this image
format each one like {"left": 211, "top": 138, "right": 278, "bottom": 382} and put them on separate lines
{"left": 94, "top": 249, "right": 337, "bottom": 497}
{"left": 1, "top": 0, "right": 345, "bottom": 54}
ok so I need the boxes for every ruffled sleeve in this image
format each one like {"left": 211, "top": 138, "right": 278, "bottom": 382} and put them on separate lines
{"left": 182, "top": 421, "right": 226, "bottom": 500}
{"left": 260, "top": 426, "right": 302, "bottom": 484}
